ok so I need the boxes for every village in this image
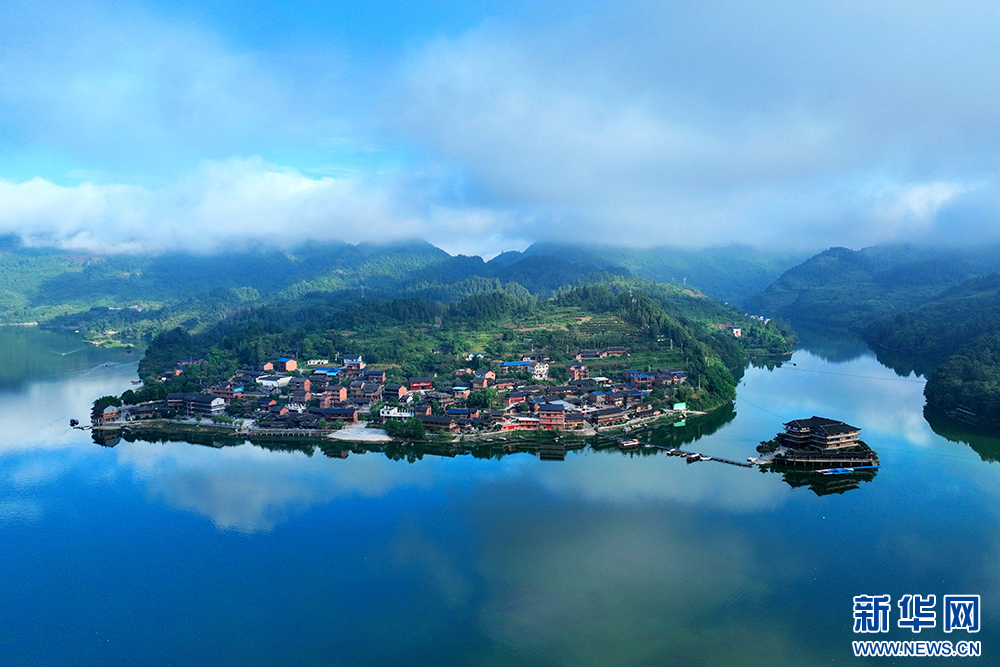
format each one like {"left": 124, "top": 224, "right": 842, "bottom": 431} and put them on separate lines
{"left": 91, "top": 346, "right": 694, "bottom": 438}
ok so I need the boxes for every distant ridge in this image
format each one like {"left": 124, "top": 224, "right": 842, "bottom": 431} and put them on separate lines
{"left": 745, "top": 244, "right": 1000, "bottom": 330}
{"left": 0, "top": 237, "right": 805, "bottom": 326}
{"left": 506, "top": 242, "right": 808, "bottom": 306}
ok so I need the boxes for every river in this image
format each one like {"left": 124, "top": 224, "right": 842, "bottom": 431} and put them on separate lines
{"left": 1, "top": 327, "right": 997, "bottom": 665}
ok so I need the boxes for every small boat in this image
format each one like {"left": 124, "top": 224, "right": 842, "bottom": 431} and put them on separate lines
{"left": 69, "top": 419, "right": 79, "bottom": 427}
{"left": 686, "top": 454, "right": 701, "bottom": 463}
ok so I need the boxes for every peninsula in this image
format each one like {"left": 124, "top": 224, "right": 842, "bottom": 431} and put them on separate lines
{"left": 88, "top": 281, "right": 796, "bottom": 443}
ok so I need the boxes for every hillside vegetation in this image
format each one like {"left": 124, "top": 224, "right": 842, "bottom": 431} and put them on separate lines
{"left": 518, "top": 242, "right": 807, "bottom": 306}
{"left": 746, "top": 244, "right": 1000, "bottom": 330}
{"left": 748, "top": 244, "right": 1000, "bottom": 427}
{"left": 136, "top": 283, "right": 795, "bottom": 413}
{"left": 861, "top": 274, "right": 1000, "bottom": 425}
{"left": 923, "top": 334, "right": 1000, "bottom": 426}
{"left": 863, "top": 274, "right": 1000, "bottom": 363}
{"left": 0, "top": 236, "right": 803, "bottom": 339}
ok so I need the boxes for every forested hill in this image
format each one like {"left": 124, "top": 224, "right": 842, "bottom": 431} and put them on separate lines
{"left": 515, "top": 242, "right": 807, "bottom": 306}
{"left": 0, "top": 238, "right": 450, "bottom": 324}
{"left": 745, "top": 244, "right": 1000, "bottom": 330}
{"left": 863, "top": 273, "right": 1000, "bottom": 363}
{"left": 0, "top": 237, "right": 627, "bottom": 334}
{"left": 860, "top": 274, "right": 1000, "bottom": 426}
{"left": 0, "top": 236, "right": 804, "bottom": 341}
{"left": 136, "top": 283, "right": 797, "bottom": 413}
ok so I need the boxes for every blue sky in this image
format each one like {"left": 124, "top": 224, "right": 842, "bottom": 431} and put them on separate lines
{"left": 1, "top": 0, "right": 999, "bottom": 255}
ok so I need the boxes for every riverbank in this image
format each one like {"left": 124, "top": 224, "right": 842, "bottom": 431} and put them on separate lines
{"left": 100, "top": 407, "right": 701, "bottom": 450}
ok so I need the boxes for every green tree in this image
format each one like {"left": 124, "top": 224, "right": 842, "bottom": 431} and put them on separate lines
{"left": 94, "top": 395, "right": 123, "bottom": 408}
{"left": 467, "top": 388, "right": 498, "bottom": 410}
{"left": 384, "top": 418, "right": 425, "bottom": 439}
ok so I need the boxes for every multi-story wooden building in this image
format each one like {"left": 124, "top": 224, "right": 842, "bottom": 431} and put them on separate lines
{"left": 408, "top": 377, "right": 434, "bottom": 391}
{"left": 343, "top": 354, "right": 366, "bottom": 372}
{"left": 538, "top": 403, "right": 566, "bottom": 430}
{"left": 780, "top": 416, "right": 862, "bottom": 450}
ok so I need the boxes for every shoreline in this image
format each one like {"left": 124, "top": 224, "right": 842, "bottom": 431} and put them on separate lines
{"left": 93, "top": 406, "right": 714, "bottom": 447}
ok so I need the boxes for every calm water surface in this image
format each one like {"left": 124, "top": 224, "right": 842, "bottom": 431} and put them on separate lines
{"left": 1, "top": 327, "right": 997, "bottom": 666}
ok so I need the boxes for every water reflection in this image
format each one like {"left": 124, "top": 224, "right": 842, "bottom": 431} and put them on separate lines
{"left": 924, "top": 406, "right": 1000, "bottom": 463}
{"left": 8, "top": 330, "right": 1000, "bottom": 665}
{"left": 0, "top": 326, "right": 138, "bottom": 390}
{"left": 793, "top": 324, "right": 872, "bottom": 364}
{"left": 110, "top": 438, "right": 442, "bottom": 532}
{"left": 86, "top": 389, "right": 884, "bottom": 532}
{"left": 869, "top": 344, "right": 937, "bottom": 379}
{"left": 88, "top": 401, "right": 777, "bottom": 531}
{"left": 766, "top": 467, "right": 879, "bottom": 496}
{"left": 737, "top": 349, "right": 932, "bottom": 448}
{"left": 471, "top": 506, "right": 797, "bottom": 666}
{"left": 642, "top": 402, "right": 736, "bottom": 447}
{"left": 0, "top": 364, "right": 138, "bottom": 454}
{"left": 7, "top": 329, "right": 930, "bottom": 536}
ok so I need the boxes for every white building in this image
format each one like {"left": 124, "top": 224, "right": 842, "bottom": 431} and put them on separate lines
{"left": 380, "top": 406, "right": 415, "bottom": 421}
{"left": 258, "top": 375, "right": 292, "bottom": 389}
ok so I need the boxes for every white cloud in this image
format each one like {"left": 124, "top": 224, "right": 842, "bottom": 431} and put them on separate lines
{"left": 388, "top": 2, "right": 1000, "bottom": 249}
{"left": 0, "top": 157, "right": 530, "bottom": 254}
{"left": 0, "top": 1, "right": 347, "bottom": 175}
{"left": 877, "top": 182, "right": 971, "bottom": 228}
{"left": 3, "top": 1, "right": 1000, "bottom": 251}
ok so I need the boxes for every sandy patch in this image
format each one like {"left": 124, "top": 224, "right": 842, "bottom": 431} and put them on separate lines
{"left": 327, "top": 422, "right": 392, "bottom": 442}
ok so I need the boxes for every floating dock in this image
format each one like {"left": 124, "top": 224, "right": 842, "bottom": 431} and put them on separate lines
{"left": 606, "top": 435, "right": 753, "bottom": 468}
{"left": 771, "top": 449, "right": 879, "bottom": 469}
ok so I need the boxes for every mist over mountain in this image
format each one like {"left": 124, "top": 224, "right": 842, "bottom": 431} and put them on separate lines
{"left": 0, "top": 236, "right": 805, "bottom": 328}
{"left": 515, "top": 243, "right": 808, "bottom": 306}
{"left": 745, "top": 244, "right": 1000, "bottom": 330}
{"left": 749, "top": 243, "right": 1000, "bottom": 425}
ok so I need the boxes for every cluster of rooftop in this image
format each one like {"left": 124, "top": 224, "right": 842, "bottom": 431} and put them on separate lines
{"left": 98, "top": 344, "right": 698, "bottom": 437}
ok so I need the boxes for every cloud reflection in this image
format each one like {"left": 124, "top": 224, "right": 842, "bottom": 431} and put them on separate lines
{"left": 537, "top": 452, "right": 791, "bottom": 512}
{"left": 0, "top": 361, "right": 138, "bottom": 455}
{"left": 740, "top": 351, "right": 934, "bottom": 447}
{"left": 112, "top": 441, "right": 440, "bottom": 532}
{"left": 0, "top": 497, "right": 43, "bottom": 524}
{"left": 0, "top": 343, "right": 988, "bottom": 537}
{"left": 470, "top": 506, "right": 820, "bottom": 666}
